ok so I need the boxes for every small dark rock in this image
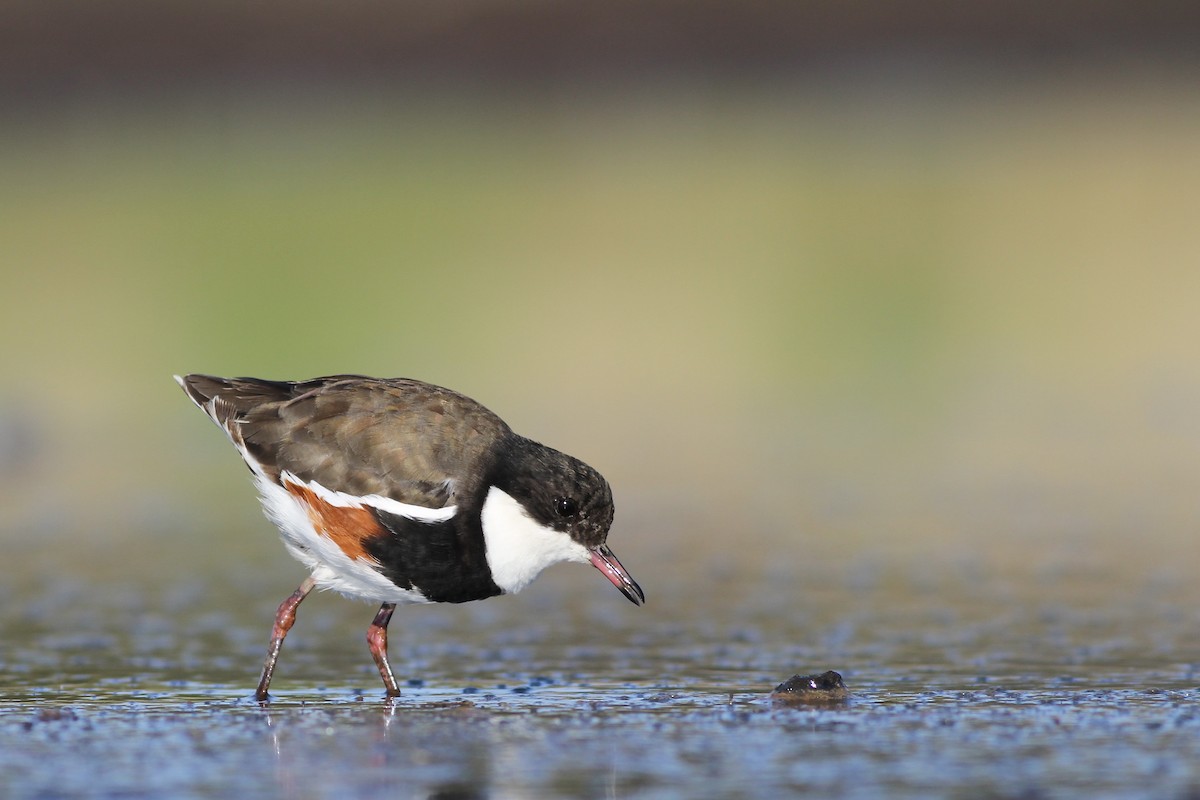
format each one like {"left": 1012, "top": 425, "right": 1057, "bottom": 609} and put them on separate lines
{"left": 770, "top": 670, "right": 850, "bottom": 705}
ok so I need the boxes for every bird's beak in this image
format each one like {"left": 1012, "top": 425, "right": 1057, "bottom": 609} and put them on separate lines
{"left": 589, "top": 544, "right": 645, "bottom": 606}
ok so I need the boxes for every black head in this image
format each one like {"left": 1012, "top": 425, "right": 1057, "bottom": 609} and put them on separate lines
{"left": 490, "top": 435, "right": 615, "bottom": 549}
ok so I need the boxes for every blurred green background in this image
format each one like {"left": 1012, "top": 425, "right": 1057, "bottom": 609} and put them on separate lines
{"left": 2, "top": 1, "right": 1199, "bottom": 592}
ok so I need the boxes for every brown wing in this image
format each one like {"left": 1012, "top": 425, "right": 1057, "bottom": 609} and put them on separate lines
{"left": 177, "top": 374, "right": 510, "bottom": 507}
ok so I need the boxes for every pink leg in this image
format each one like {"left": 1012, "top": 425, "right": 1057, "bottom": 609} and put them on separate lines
{"left": 256, "top": 576, "right": 316, "bottom": 701}
{"left": 367, "top": 602, "right": 402, "bottom": 697}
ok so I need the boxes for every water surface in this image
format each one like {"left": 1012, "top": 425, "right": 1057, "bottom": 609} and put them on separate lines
{"left": 4, "top": 520, "right": 1199, "bottom": 798}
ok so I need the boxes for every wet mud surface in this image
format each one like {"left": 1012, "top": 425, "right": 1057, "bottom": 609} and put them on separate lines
{"left": 4, "top": 528, "right": 1200, "bottom": 799}
{"left": 5, "top": 677, "right": 1200, "bottom": 798}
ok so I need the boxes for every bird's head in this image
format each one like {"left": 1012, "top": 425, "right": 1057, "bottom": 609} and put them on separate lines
{"left": 482, "top": 436, "right": 644, "bottom": 605}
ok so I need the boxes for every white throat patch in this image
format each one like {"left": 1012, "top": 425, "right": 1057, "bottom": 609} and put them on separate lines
{"left": 480, "top": 486, "right": 590, "bottom": 594}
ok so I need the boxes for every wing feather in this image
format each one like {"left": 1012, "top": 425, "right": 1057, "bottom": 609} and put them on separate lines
{"left": 177, "top": 374, "right": 508, "bottom": 509}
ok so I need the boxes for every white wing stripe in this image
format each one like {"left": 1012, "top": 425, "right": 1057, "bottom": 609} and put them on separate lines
{"left": 280, "top": 471, "right": 457, "bottom": 523}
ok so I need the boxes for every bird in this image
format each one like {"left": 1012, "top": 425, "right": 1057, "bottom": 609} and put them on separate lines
{"left": 175, "top": 374, "right": 644, "bottom": 700}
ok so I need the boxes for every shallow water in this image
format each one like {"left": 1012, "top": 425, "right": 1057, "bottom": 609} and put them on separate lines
{"left": 4, "top": 517, "right": 1200, "bottom": 799}
{"left": 7, "top": 681, "right": 1200, "bottom": 799}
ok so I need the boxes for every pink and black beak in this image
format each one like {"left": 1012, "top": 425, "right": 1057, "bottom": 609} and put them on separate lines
{"left": 589, "top": 544, "right": 645, "bottom": 606}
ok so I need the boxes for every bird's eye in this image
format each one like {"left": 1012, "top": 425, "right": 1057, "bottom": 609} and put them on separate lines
{"left": 554, "top": 497, "right": 578, "bottom": 517}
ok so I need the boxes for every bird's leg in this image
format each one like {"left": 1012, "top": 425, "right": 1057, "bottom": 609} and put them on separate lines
{"left": 367, "top": 602, "right": 402, "bottom": 697}
{"left": 256, "top": 576, "right": 316, "bottom": 702}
